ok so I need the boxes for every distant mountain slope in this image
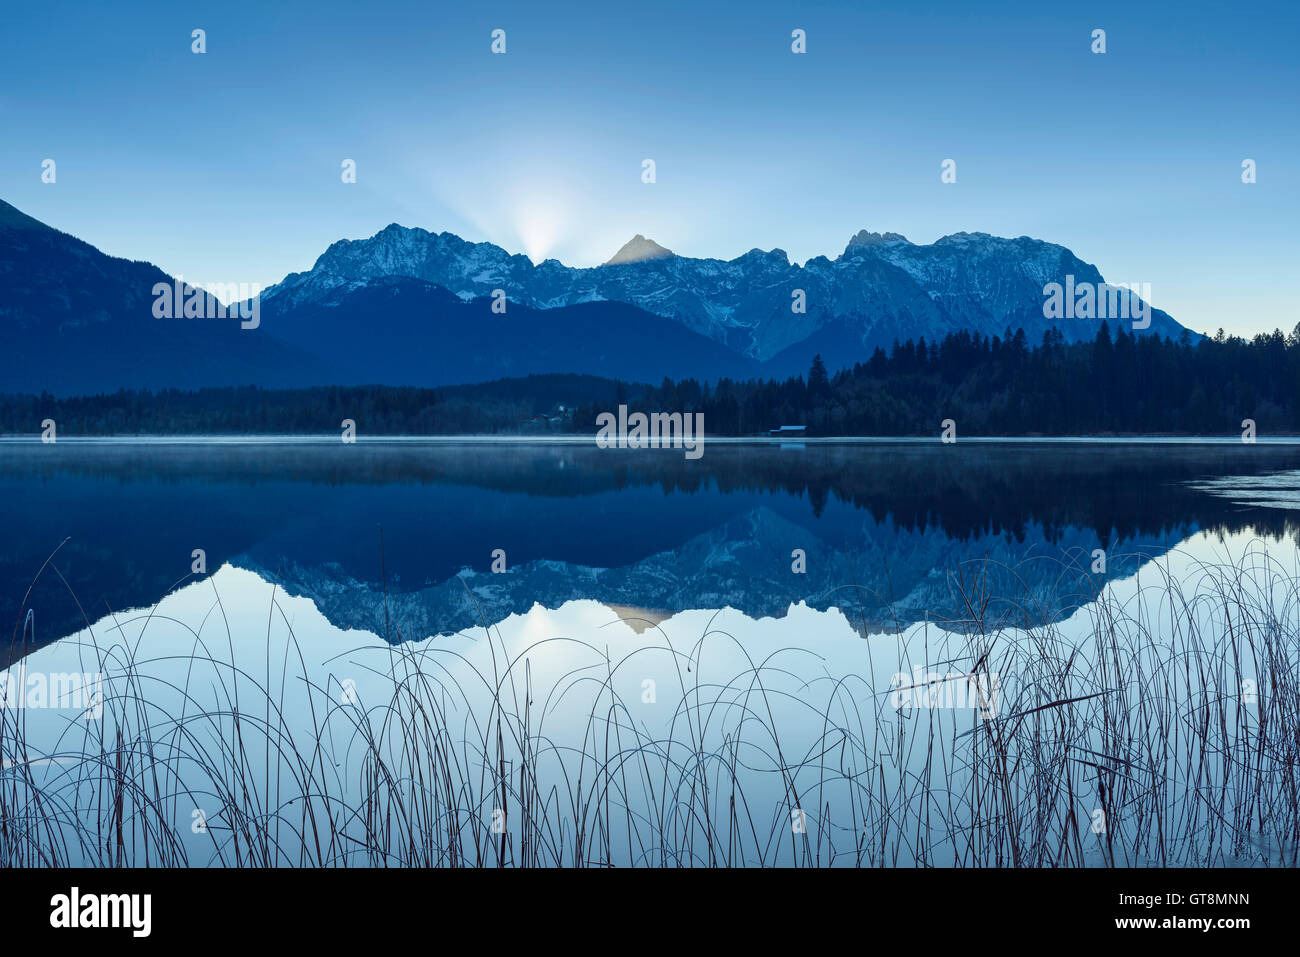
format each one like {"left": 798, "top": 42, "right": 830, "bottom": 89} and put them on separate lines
{"left": 257, "top": 277, "right": 760, "bottom": 386}
{"left": 0, "top": 199, "right": 319, "bottom": 394}
{"left": 265, "top": 224, "right": 1190, "bottom": 361}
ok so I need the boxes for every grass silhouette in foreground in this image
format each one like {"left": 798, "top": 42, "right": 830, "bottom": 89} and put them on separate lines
{"left": 2, "top": 540, "right": 1297, "bottom": 868}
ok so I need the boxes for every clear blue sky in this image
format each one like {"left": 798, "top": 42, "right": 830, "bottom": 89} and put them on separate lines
{"left": 2, "top": 0, "right": 1296, "bottom": 337}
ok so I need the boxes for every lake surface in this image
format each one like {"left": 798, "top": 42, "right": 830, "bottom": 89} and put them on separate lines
{"left": 5, "top": 437, "right": 1300, "bottom": 656}
{"left": 3, "top": 438, "right": 1299, "bottom": 866}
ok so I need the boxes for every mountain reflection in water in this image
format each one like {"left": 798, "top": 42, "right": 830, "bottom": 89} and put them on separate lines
{"left": 3, "top": 438, "right": 1300, "bottom": 661}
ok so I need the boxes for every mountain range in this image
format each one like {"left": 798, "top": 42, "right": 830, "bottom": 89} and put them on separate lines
{"left": 0, "top": 198, "right": 1190, "bottom": 394}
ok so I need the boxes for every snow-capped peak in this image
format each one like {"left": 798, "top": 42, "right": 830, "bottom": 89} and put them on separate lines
{"left": 845, "top": 229, "right": 911, "bottom": 252}
{"left": 604, "top": 234, "right": 674, "bottom": 266}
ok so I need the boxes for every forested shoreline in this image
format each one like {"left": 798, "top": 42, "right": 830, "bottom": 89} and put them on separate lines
{"left": 4, "top": 323, "right": 1299, "bottom": 437}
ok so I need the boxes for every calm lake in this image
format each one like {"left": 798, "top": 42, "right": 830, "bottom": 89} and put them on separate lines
{"left": 5, "top": 437, "right": 1300, "bottom": 651}
{"left": 3, "top": 438, "right": 1299, "bottom": 866}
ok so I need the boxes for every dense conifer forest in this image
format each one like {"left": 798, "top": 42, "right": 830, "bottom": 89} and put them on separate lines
{"left": 4, "top": 324, "right": 1298, "bottom": 437}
